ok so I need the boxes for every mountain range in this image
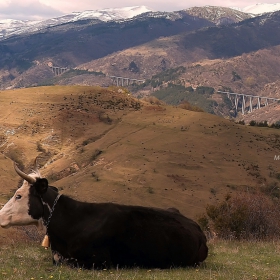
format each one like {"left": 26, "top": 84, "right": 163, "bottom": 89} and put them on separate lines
{"left": 1, "top": 3, "right": 279, "bottom": 40}
{"left": 0, "top": 6, "right": 151, "bottom": 40}
{"left": 0, "top": 4, "right": 280, "bottom": 121}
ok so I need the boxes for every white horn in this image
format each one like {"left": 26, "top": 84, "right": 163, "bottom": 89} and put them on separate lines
{"left": 14, "top": 162, "right": 36, "bottom": 184}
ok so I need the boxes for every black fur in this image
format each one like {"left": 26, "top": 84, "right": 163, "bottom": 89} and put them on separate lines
{"left": 28, "top": 179, "right": 208, "bottom": 269}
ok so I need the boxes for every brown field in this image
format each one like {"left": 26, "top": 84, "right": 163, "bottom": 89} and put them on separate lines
{"left": 0, "top": 85, "right": 279, "bottom": 241}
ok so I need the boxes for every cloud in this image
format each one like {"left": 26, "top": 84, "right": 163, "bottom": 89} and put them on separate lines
{"left": 0, "top": 0, "right": 63, "bottom": 20}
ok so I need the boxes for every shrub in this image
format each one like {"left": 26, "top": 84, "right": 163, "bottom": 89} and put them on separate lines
{"left": 91, "top": 149, "right": 103, "bottom": 161}
{"left": 128, "top": 61, "right": 139, "bottom": 73}
{"left": 178, "top": 100, "right": 204, "bottom": 112}
{"left": 142, "top": 96, "right": 162, "bottom": 105}
{"left": 195, "top": 86, "right": 214, "bottom": 95}
{"left": 201, "top": 192, "right": 280, "bottom": 240}
{"left": 232, "top": 71, "right": 241, "bottom": 81}
{"left": 261, "top": 181, "right": 280, "bottom": 198}
{"left": 249, "top": 120, "right": 256, "bottom": 126}
{"left": 270, "top": 121, "right": 280, "bottom": 129}
{"left": 258, "top": 120, "right": 268, "bottom": 127}
{"left": 237, "top": 120, "right": 245, "bottom": 125}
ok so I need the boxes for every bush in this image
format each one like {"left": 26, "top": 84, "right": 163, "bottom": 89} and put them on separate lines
{"left": 178, "top": 100, "right": 204, "bottom": 112}
{"left": 152, "top": 84, "right": 215, "bottom": 113}
{"left": 258, "top": 120, "right": 268, "bottom": 127}
{"left": 249, "top": 120, "right": 256, "bottom": 126}
{"left": 142, "top": 96, "right": 162, "bottom": 105}
{"left": 261, "top": 182, "right": 280, "bottom": 198}
{"left": 237, "top": 120, "right": 245, "bottom": 125}
{"left": 232, "top": 71, "right": 241, "bottom": 81}
{"left": 200, "top": 192, "right": 280, "bottom": 240}
{"left": 195, "top": 86, "right": 214, "bottom": 95}
{"left": 270, "top": 121, "right": 280, "bottom": 129}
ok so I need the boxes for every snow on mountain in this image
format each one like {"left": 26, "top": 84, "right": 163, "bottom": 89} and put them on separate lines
{"left": 2, "top": 4, "right": 280, "bottom": 41}
{"left": 0, "top": 6, "right": 152, "bottom": 40}
{"left": 72, "top": 6, "right": 152, "bottom": 21}
{"left": 234, "top": 3, "right": 280, "bottom": 14}
{"left": 0, "top": 19, "right": 39, "bottom": 38}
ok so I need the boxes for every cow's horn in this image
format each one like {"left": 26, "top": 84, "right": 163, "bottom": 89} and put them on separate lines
{"left": 14, "top": 162, "right": 36, "bottom": 184}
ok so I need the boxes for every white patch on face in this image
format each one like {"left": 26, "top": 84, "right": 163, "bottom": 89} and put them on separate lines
{"left": 0, "top": 181, "right": 39, "bottom": 228}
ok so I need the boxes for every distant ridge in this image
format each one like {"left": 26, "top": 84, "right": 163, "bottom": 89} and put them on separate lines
{"left": 233, "top": 2, "right": 280, "bottom": 14}
{"left": 0, "top": 6, "right": 152, "bottom": 39}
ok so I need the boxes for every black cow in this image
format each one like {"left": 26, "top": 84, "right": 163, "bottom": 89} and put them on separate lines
{"left": 0, "top": 162, "right": 208, "bottom": 269}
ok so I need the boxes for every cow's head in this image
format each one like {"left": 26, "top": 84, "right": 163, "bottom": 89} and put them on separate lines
{"left": 0, "top": 161, "right": 57, "bottom": 228}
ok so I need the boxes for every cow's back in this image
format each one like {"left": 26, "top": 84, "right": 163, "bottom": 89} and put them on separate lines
{"left": 104, "top": 204, "right": 208, "bottom": 267}
{"left": 49, "top": 202, "right": 208, "bottom": 268}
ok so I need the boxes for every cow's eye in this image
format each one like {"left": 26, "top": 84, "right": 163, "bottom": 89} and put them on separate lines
{"left": 15, "top": 194, "right": 22, "bottom": 200}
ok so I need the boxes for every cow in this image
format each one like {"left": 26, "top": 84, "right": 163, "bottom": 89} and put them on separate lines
{"left": 0, "top": 160, "right": 208, "bottom": 269}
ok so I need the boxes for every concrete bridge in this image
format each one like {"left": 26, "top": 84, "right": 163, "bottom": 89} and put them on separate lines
{"left": 218, "top": 91, "right": 280, "bottom": 115}
{"left": 50, "top": 66, "right": 68, "bottom": 76}
{"left": 109, "top": 76, "right": 145, "bottom": 86}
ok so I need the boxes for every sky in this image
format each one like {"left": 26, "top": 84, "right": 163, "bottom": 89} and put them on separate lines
{"left": 0, "top": 0, "right": 280, "bottom": 20}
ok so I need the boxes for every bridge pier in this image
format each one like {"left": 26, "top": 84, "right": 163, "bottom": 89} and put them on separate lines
{"left": 242, "top": 95, "right": 246, "bottom": 115}
{"left": 234, "top": 94, "right": 238, "bottom": 111}
{"left": 218, "top": 91, "right": 280, "bottom": 115}
{"left": 257, "top": 97, "right": 261, "bottom": 109}
{"left": 249, "top": 96, "right": 253, "bottom": 113}
{"left": 50, "top": 66, "right": 68, "bottom": 76}
{"left": 264, "top": 98, "right": 268, "bottom": 107}
{"left": 109, "top": 76, "right": 145, "bottom": 86}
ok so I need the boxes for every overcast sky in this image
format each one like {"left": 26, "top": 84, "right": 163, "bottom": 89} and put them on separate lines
{"left": 1, "top": 0, "right": 280, "bottom": 20}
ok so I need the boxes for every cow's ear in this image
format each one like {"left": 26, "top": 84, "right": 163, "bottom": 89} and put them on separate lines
{"left": 34, "top": 178, "right": 49, "bottom": 194}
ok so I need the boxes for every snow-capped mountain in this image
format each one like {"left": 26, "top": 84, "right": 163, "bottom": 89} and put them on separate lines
{"left": 0, "top": 6, "right": 152, "bottom": 40}
{"left": 2, "top": 4, "right": 280, "bottom": 41}
{"left": 234, "top": 3, "right": 280, "bottom": 14}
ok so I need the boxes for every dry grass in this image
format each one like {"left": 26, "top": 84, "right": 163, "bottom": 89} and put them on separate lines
{"left": 0, "top": 85, "right": 279, "bottom": 223}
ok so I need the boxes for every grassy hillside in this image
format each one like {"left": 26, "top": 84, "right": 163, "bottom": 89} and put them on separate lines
{"left": 0, "top": 86, "right": 279, "bottom": 230}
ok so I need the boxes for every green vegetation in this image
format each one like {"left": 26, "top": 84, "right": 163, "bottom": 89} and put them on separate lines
{"left": 3, "top": 58, "right": 34, "bottom": 73}
{"left": 1, "top": 239, "right": 280, "bottom": 279}
{"left": 16, "top": 60, "right": 34, "bottom": 73}
{"left": 37, "top": 69, "right": 105, "bottom": 86}
{"left": 232, "top": 71, "right": 242, "bottom": 81}
{"left": 217, "top": 86, "right": 234, "bottom": 93}
{"left": 222, "top": 95, "right": 232, "bottom": 108}
{"left": 195, "top": 86, "right": 214, "bottom": 95}
{"left": 133, "top": 66, "right": 186, "bottom": 90}
{"left": 61, "top": 69, "right": 105, "bottom": 78}
{"left": 132, "top": 66, "right": 219, "bottom": 113}
{"left": 151, "top": 84, "right": 216, "bottom": 113}
{"left": 128, "top": 61, "right": 140, "bottom": 73}
{"left": 249, "top": 120, "right": 280, "bottom": 129}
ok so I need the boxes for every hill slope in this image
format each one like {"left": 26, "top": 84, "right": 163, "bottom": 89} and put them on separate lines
{"left": 0, "top": 86, "right": 279, "bottom": 223}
